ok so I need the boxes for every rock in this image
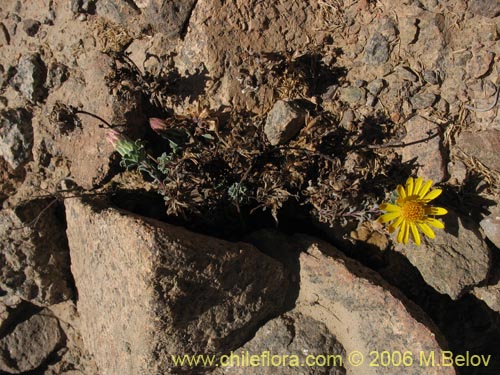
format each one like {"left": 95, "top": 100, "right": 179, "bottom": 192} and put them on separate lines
{"left": 467, "top": 50, "right": 494, "bottom": 79}
{"left": 366, "top": 79, "right": 385, "bottom": 96}
{"left": 70, "top": 0, "right": 83, "bottom": 14}
{"left": 0, "top": 312, "right": 63, "bottom": 374}
{"left": 212, "top": 312, "right": 346, "bottom": 375}
{"left": 422, "top": 70, "right": 439, "bottom": 85}
{"left": 0, "top": 199, "right": 73, "bottom": 305}
{"left": 364, "top": 32, "right": 390, "bottom": 65}
{"left": 410, "top": 92, "right": 438, "bottom": 109}
{"left": 144, "top": 0, "right": 197, "bottom": 36}
{"left": 447, "top": 160, "right": 467, "bottom": 184}
{"left": 22, "top": 19, "right": 41, "bottom": 36}
{"left": 65, "top": 197, "right": 288, "bottom": 374}
{"left": 456, "top": 130, "right": 500, "bottom": 172}
{"left": 339, "top": 86, "right": 366, "bottom": 105}
{"left": 35, "top": 51, "right": 145, "bottom": 189}
{"left": 473, "top": 282, "right": 500, "bottom": 313}
{"left": 399, "top": 116, "right": 447, "bottom": 182}
{"left": 480, "top": 204, "right": 500, "bottom": 248}
{"left": 0, "top": 23, "right": 9, "bottom": 47}
{"left": 10, "top": 54, "right": 47, "bottom": 103}
{"left": 0, "top": 108, "right": 33, "bottom": 169}
{"left": 396, "top": 209, "right": 491, "bottom": 300}
{"left": 469, "top": 0, "right": 500, "bottom": 17}
{"left": 95, "top": 1, "right": 141, "bottom": 31}
{"left": 249, "top": 231, "right": 456, "bottom": 375}
{"left": 46, "top": 62, "right": 69, "bottom": 90}
{"left": 264, "top": 100, "right": 306, "bottom": 145}
{"left": 395, "top": 66, "right": 419, "bottom": 82}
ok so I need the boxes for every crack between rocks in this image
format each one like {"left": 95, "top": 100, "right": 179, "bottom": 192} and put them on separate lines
{"left": 180, "top": 0, "right": 199, "bottom": 40}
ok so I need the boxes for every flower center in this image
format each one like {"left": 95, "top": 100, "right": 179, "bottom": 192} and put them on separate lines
{"left": 400, "top": 201, "right": 425, "bottom": 222}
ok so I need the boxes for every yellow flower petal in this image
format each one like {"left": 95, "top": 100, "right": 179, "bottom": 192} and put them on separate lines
{"left": 380, "top": 203, "right": 401, "bottom": 212}
{"left": 397, "top": 185, "right": 406, "bottom": 199}
{"left": 426, "top": 218, "right": 445, "bottom": 229}
{"left": 418, "top": 223, "right": 435, "bottom": 238}
{"left": 406, "top": 177, "right": 414, "bottom": 196}
{"left": 388, "top": 216, "right": 404, "bottom": 233}
{"left": 403, "top": 222, "right": 410, "bottom": 244}
{"left": 423, "top": 189, "right": 442, "bottom": 202}
{"left": 397, "top": 221, "right": 407, "bottom": 243}
{"left": 379, "top": 211, "right": 401, "bottom": 223}
{"left": 425, "top": 206, "right": 448, "bottom": 216}
{"left": 410, "top": 222, "right": 421, "bottom": 245}
{"left": 413, "top": 177, "right": 423, "bottom": 196}
{"left": 418, "top": 179, "right": 433, "bottom": 199}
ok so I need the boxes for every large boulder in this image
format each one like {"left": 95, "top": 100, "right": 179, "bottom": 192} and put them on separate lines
{"left": 65, "top": 197, "right": 288, "bottom": 375}
{"left": 248, "top": 231, "right": 456, "bottom": 375}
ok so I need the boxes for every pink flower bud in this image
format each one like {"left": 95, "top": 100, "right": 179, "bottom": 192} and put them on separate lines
{"left": 105, "top": 129, "right": 121, "bottom": 148}
{"left": 149, "top": 118, "right": 168, "bottom": 133}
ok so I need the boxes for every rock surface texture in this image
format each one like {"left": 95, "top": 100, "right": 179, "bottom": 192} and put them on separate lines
{"left": 0, "top": 199, "right": 72, "bottom": 306}
{"left": 0, "top": 311, "right": 63, "bottom": 373}
{"left": 65, "top": 197, "right": 288, "bottom": 375}
{"left": 247, "top": 231, "right": 456, "bottom": 375}
{"left": 396, "top": 210, "right": 491, "bottom": 300}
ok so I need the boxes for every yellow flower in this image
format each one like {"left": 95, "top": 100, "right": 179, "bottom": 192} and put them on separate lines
{"left": 378, "top": 177, "right": 448, "bottom": 246}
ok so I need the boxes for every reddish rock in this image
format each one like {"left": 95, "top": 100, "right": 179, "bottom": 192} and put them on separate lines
{"left": 35, "top": 51, "right": 146, "bottom": 189}
{"left": 248, "top": 231, "right": 456, "bottom": 375}
{"left": 399, "top": 116, "right": 447, "bottom": 182}
{"left": 456, "top": 130, "right": 500, "bottom": 173}
{"left": 65, "top": 197, "right": 288, "bottom": 375}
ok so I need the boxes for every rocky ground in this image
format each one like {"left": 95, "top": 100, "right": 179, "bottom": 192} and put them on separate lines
{"left": 1, "top": 0, "right": 500, "bottom": 374}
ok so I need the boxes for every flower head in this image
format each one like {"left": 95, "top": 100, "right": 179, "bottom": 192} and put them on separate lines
{"left": 149, "top": 118, "right": 168, "bottom": 133}
{"left": 378, "top": 177, "right": 448, "bottom": 246}
{"left": 105, "top": 129, "right": 146, "bottom": 168}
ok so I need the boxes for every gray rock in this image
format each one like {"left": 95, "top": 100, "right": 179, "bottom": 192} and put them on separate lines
{"left": 469, "top": 0, "right": 500, "bottom": 17}
{"left": 480, "top": 204, "right": 500, "bottom": 249}
{"left": 364, "top": 32, "right": 390, "bottom": 65}
{"left": 456, "top": 130, "right": 500, "bottom": 172}
{"left": 410, "top": 92, "right": 438, "bottom": 109}
{"left": 46, "top": 62, "right": 69, "bottom": 90}
{"left": 0, "top": 199, "right": 73, "bottom": 305}
{"left": 264, "top": 100, "right": 306, "bottom": 145}
{"left": 95, "top": 0, "right": 140, "bottom": 29}
{"left": 0, "top": 108, "right": 33, "bottom": 169}
{"left": 0, "top": 312, "right": 62, "bottom": 373}
{"left": 397, "top": 209, "right": 491, "bottom": 300}
{"left": 212, "top": 313, "right": 346, "bottom": 375}
{"left": 70, "top": 0, "right": 82, "bottom": 14}
{"left": 248, "top": 231, "right": 456, "bottom": 375}
{"left": 422, "top": 70, "right": 439, "bottom": 85}
{"left": 22, "top": 19, "right": 41, "bottom": 37}
{"left": 395, "top": 66, "right": 419, "bottom": 82}
{"left": 399, "top": 116, "right": 447, "bottom": 182}
{"left": 339, "top": 86, "right": 366, "bottom": 105}
{"left": 467, "top": 50, "right": 494, "bottom": 79}
{"left": 366, "top": 78, "right": 385, "bottom": 96}
{"left": 144, "top": 0, "right": 197, "bottom": 37}
{"left": 11, "top": 54, "right": 46, "bottom": 103}
{"left": 65, "top": 197, "right": 288, "bottom": 375}
{"left": 366, "top": 93, "right": 377, "bottom": 107}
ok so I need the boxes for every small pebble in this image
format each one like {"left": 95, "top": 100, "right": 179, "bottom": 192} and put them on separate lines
{"left": 367, "top": 79, "right": 385, "bottom": 96}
